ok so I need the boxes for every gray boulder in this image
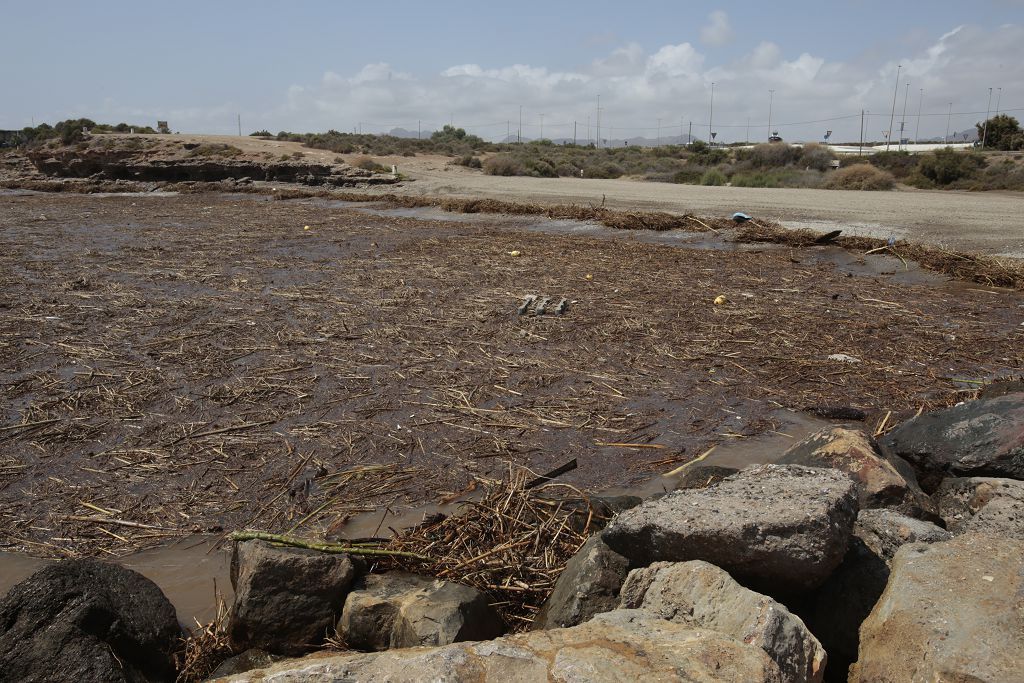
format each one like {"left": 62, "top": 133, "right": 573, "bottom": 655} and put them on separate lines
{"left": 532, "top": 534, "right": 630, "bottom": 630}
{"left": 0, "top": 559, "right": 181, "bottom": 683}
{"left": 936, "top": 476, "right": 1024, "bottom": 539}
{"left": 602, "top": 464, "right": 859, "bottom": 593}
{"left": 620, "top": 561, "right": 826, "bottom": 683}
{"left": 852, "top": 533, "right": 1024, "bottom": 682}
{"left": 228, "top": 540, "right": 359, "bottom": 655}
{"left": 338, "top": 572, "right": 504, "bottom": 650}
{"left": 222, "top": 609, "right": 785, "bottom": 682}
{"left": 802, "top": 509, "right": 951, "bottom": 674}
{"left": 879, "top": 393, "right": 1024, "bottom": 492}
{"left": 778, "top": 427, "right": 936, "bottom": 519}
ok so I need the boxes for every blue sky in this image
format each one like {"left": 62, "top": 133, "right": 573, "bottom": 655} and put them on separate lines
{"left": 2, "top": 0, "right": 1023, "bottom": 141}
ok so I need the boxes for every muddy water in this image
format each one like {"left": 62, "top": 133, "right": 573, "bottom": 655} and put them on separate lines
{"left": 0, "top": 537, "right": 230, "bottom": 628}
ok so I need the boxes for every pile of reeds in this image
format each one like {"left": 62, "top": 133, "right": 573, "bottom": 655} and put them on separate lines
{"left": 381, "top": 467, "right": 598, "bottom": 630}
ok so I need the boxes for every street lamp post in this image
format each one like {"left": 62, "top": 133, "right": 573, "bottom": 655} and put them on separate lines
{"left": 767, "top": 89, "right": 774, "bottom": 142}
{"left": 982, "top": 87, "right": 993, "bottom": 148}
{"left": 914, "top": 88, "right": 923, "bottom": 144}
{"left": 709, "top": 82, "right": 715, "bottom": 145}
{"left": 886, "top": 64, "right": 901, "bottom": 152}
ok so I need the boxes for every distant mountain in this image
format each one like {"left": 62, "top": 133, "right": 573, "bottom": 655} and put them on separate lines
{"left": 387, "top": 127, "right": 434, "bottom": 139}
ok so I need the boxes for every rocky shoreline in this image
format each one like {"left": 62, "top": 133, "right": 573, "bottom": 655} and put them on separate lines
{"left": 1, "top": 387, "right": 1022, "bottom": 681}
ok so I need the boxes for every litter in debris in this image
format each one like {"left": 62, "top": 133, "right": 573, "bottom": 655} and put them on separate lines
{"left": 714, "top": 295, "right": 728, "bottom": 305}
{"left": 732, "top": 212, "right": 752, "bottom": 223}
{"left": 827, "top": 353, "right": 861, "bottom": 363}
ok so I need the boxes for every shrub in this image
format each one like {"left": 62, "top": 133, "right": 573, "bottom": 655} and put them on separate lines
{"left": 868, "top": 151, "right": 917, "bottom": 178}
{"left": 671, "top": 166, "right": 706, "bottom": 184}
{"left": 823, "top": 164, "right": 895, "bottom": 190}
{"left": 250, "top": 130, "right": 272, "bottom": 137}
{"left": 453, "top": 154, "right": 482, "bottom": 169}
{"left": 186, "top": 143, "right": 242, "bottom": 158}
{"left": 700, "top": 168, "right": 728, "bottom": 186}
{"left": 799, "top": 143, "right": 835, "bottom": 172}
{"left": 740, "top": 143, "right": 802, "bottom": 169}
{"left": 915, "top": 148, "right": 985, "bottom": 186}
{"left": 352, "top": 156, "right": 388, "bottom": 172}
{"left": 483, "top": 155, "right": 525, "bottom": 176}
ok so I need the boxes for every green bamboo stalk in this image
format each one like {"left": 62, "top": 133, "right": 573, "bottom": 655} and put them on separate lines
{"left": 229, "top": 530, "right": 428, "bottom": 561}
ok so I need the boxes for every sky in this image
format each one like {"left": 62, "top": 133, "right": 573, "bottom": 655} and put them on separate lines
{"left": 2, "top": 0, "right": 1023, "bottom": 143}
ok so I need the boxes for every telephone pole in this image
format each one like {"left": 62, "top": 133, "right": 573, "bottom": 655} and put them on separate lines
{"left": 657, "top": 118, "right": 661, "bottom": 147}
{"left": 539, "top": 113, "right": 544, "bottom": 141}
{"left": 573, "top": 121, "right": 577, "bottom": 146}
{"left": 518, "top": 105, "right": 522, "bottom": 144}
{"left": 944, "top": 103, "right": 952, "bottom": 143}
{"left": 859, "top": 109, "right": 865, "bottom": 156}
{"left": 886, "top": 64, "right": 901, "bottom": 151}
{"left": 596, "top": 95, "right": 602, "bottom": 148}
{"left": 995, "top": 87, "right": 1003, "bottom": 116}
{"left": 767, "top": 89, "right": 775, "bottom": 141}
{"left": 899, "top": 82, "right": 910, "bottom": 150}
{"left": 237, "top": 114, "right": 241, "bottom": 136}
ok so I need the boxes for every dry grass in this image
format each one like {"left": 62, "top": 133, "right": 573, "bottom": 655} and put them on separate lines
{"left": 174, "top": 589, "right": 233, "bottom": 683}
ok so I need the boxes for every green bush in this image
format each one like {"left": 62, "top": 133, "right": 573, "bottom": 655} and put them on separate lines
{"left": 739, "top": 143, "right": 802, "bottom": 169}
{"left": 798, "top": 143, "right": 835, "bottom": 172}
{"left": 915, "top": 148, "right": 985, "bottom": 186}
{"left": 700, "top": 168, "right": 728, "bottom": 186}
{"left": 352, "top": 155, "right": 388, "bottom": 172}
{"left": 868, "top": 151, "right": 917, "bottom": 178}
{"left": 823, "top": 164, "right": 895, "bottom": 190}
{"left": 453, "top": 154, "right": 482, "bottom": 168}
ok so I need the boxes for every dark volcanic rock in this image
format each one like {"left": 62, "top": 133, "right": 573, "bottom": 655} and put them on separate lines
{"left": 879, "top": 393, "right": 1024, "bottom": 492}
{"left": 0, "top": 559, "right": 182, "bottom": 683}
{"left": 532, "top": 534, "right": 630, "bottom": 630}
{"left": 228, "top": 540, "right": 359, "bottom": 655}
{"left": 602, "top": 464, "right": 859, "bottom": 593}
{"left": 338, "top": 572, "right": 504, "bottom": 651}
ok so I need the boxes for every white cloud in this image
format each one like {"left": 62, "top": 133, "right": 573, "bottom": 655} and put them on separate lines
{"left": 74, "top": 23, "right": 1024, "bottom": 142}
{"left": 700, "top": 11, "right": 734, "bottom": 46}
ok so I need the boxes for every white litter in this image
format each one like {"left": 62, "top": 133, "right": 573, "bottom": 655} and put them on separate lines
{"left": 827, "top": 353, "right": 861, "bottom": 364}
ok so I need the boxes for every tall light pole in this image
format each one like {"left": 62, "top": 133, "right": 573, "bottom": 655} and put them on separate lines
{"left": 914, "top": 89, "right": 923, "bottom": 144}
{"left": 539, "top": 113, "right": 544, "bottom": 141}
{"left": 995, "top": 87, "right": 1003, "bottom": 116}
{"left": 596, "top": 94, "right": 601, "bottom": 149}
{"left": 657, "top": 118, "right": 661, "bottom": 147}
{"left": 982, "top": 87, "right": 993, "bottom": 148}
{"left": 886, "top": 64, "right": 901, "bottom": 151}
{"left": 709, "top": 82, "right": 715, "bottom": 145}
{"left": 945, "top": 102, "right": 952, "bottom": 144}
{"left": 767, "top": 89, "right": 775, "bottom": 141}
{"left": 518, "top": 105, "right": 522, "bottom": 144}
{"left": 899, "top": 82, "right": 910, "bottom": 150}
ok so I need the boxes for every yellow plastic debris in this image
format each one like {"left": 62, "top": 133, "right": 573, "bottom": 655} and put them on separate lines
{"left": 714, "top": 295, "right": 728, "bottom": 305}
{"left": 509, "top": 250, "right": 521, "bottom": 257}
{"left": 585, "top": 274, "right": 593, "bottom": 280}
{"left": 303, "top": 225, "right": 311, "bottom": 231}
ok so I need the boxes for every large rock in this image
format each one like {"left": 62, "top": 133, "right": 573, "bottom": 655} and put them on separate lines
{"left": 880, "top": 393, "right": 1024, "bottom": 491}
{"left": 338, "top": 572, "right": 503, "bottom": 650}
{"left": 852, "top": 533, "right": 1024, "bottom": 682}
{"left": 0, "top": 559, "right": 181, "bottom": 683}
{"left": 936, "top": 476, "right": 1024, "bottom": 539}
{"left": 532, "top": 534, "right": 630, "bottom": 630}
{"left": 221, "top": 609, "right": 785, "bottom": 682}
{"left": 228, "top": 540, "right": 359, "bottom": 655}
{"left": 778, "top": 427, "right": 936, "bottom": 519}
{"left": 602, "top": 464, "right": 859, "bottom": 593}
{"left": 802, "top": 509, "right": 951, "bottom": 675}
{"left": 619, "top": 560, "right": 826, "bottom": 683}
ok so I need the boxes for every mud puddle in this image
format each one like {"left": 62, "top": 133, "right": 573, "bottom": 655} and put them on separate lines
{"left": 0, "top": 537, "right": 230, "bottom": 628}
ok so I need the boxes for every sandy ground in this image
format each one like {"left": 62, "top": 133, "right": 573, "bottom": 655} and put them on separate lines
{"left": 119, "top": 134, "right": 1024, "bottom": 257}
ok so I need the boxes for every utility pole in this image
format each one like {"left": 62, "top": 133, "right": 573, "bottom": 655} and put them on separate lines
{"left": 507, "top": 120, "right": 510, "bottom": 143}
{"left": 899, "top": 82, "right": 910, "bottom": 150}
{"left": 859, "top": 109, "right": 865, "bottom": 156}
{"left": 945, "top": 103, "right": 952, "bottom": 144}
{"left": 596, "top": 95, "right": 602, "bottom": 149}
{"left": 996, "top": 87, "right": 1003, "bottom": 116}
{"left": 982, "top": 87, "right": 993, "bottom": 148}
{"left": 688, "top": 121, "right": 692, "bottom": 145}
{"left": 886, "top": 64, "right": 901, "bottom": 152}
{"left": 518, "top": 106, "right": 522, "bottom": 144}
{"left": 539, "top": 113, "right": 544, "bottom": 141}
{"left": 237, "top": 114, "right": 241, "bottom": 136}
{"left": 586, "top": 115, "right": 590, "bottom": 145}
{"left": 914, "top": 89, "right": 923, "bottom": 144}
{"left": 573, "top": 121, "right": 577, "bottom": 146}
{"left": 767, "top": 89, "right": 775, "bottom": 141}
{"left": 418, "top": 120, "right": 421, "bottom": 139}
{"left": 745, "top": 117, "right": 750, "bottom": 144}
{"left": 657, "top": 118, "right": 661, "bottom": 147}
{"left": 709, "top": 82, "right": 715, "bottom": 144}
